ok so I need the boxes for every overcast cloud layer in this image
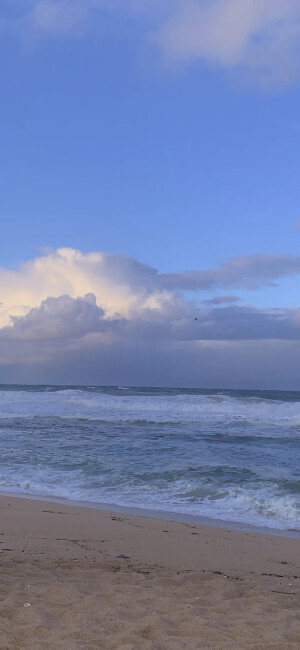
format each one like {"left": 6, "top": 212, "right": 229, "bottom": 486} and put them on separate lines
{"left": 1, "top": 248, "right": 300, "bottom": 388}
{"left": 2, "top": 0, "right": 300, "bottom": 87}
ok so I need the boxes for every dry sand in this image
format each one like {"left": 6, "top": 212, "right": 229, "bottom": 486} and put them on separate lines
{"left": 0, "top": 495, "right": 299, "bottom": 649}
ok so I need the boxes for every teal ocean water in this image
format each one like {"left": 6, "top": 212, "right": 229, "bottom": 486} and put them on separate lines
{"left": 0, "top": 385, "right": 299, "bottom": 531}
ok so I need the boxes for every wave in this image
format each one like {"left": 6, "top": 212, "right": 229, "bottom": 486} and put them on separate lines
{"left": 0, "top": 388, "right": 300, "bottom": 427}
{"left": 0, "top": 477, "right": 298, "bottom": 531}
{"left": 0, "top": 385, "right": 298, "bottom": 531}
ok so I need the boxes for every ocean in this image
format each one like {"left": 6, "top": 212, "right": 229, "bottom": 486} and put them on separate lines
{"left": 0, "top": 385, "right": 299, "bottom": 532}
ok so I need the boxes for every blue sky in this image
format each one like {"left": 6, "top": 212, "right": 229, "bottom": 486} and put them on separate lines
{"left": 1, "top": 3, "right": 299, "bottom": 276}
{"left": 1, "top": 1, "right": 300, "bottom": 387}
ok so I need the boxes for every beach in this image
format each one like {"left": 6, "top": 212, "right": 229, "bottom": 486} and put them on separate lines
{"left": 2, "top": 0, "right": 300, "bottom": 644}
{"left": 0, "top": 495, "right": 299, "bottom": 649}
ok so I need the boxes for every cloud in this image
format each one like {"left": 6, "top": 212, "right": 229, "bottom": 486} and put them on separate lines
{"left": 0, "top": 0, "right": 300, "bottom": 86}
{"left": 0, "top": 248, "right": 160, "bottom": 328}
{"left": 7, "top": 293, "right": 123, "bottom": 341}
{"left": 1, "top": 324, "right": 300, "bottom": 390}
{"left": 0, "top": 292, "right": 124, "bottom": 367}
{"left": 203, "top": 295, "right": 240, "bottom": 305}
{"left": 28, "top": 0, "right": 98, "bottom": 35}
{"left": 0, "top": 248, "right": 300, "bottom": 386}
{"left": 2, "top": 1, "right": 300, "bottom": 86}
{"left": 154, "top": 0, "right": 300, "bottom": 86}
{"left": 3, "top": 287, "right": 300, "bottom": 347}
{"left": 159, "top": 254, "right": 300, "bottom": 291}
{"left": 26, "top": 0, "right": 148, "bottom": 36}
{"left": 2, "top": 249, "right": 300, "bottom": 331}
{"left": 176, "top": 305, "right": 300, "bottom": 342}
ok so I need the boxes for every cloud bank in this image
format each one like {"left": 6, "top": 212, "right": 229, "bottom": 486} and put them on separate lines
{"left": 1, "top": 248, "right": 300, "bottom": 388}
{"left": 2, "top": 248, "right": 300, "bottom": 330}
{"left": 3, "top": 1, "right": 300, "bottom": 87}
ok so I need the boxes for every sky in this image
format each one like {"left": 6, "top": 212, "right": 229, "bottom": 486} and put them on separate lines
{"left": 1, "top": 0, "right": 300, "bottom": 388}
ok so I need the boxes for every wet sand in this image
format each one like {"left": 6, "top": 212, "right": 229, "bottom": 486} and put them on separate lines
{"left": 0, "top": 495, "right": 299, "bottom": 649}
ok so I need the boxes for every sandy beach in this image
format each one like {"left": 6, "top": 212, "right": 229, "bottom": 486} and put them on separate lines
{"left": 0, "top": 495, "right": 298, "bottom": 649}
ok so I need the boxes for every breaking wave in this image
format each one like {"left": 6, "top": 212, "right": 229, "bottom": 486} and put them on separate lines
{"left": 0, "top": 385, "right": 299, "bottom": 531}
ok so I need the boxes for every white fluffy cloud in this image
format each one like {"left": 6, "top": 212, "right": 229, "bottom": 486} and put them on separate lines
{"left": 1, "top": 246, "right": 300, "bottom": 339}
{"left": 0, "top": 248, "right": 160, "bottom": 328}
{"left": 3, "top": 248, "right": 300, "bottom": 331}
{"left": 1, "top": 247, "right": 300, "bottom": 385}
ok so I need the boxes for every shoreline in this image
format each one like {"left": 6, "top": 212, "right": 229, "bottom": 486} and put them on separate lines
{"left": 1, "top": 489, "right": 299, "bottom": 540}
{"left": 0, "top": 494, "right": 299, "bottom": 648}
{"left": 0, "top": 493, "right": 299, "bottom": 575}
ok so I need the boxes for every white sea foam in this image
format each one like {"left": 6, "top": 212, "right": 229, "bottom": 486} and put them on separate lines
{"left": 0, "top": 388, "right": 300, "bottom": 427}
{"left": 0, "top": 474, "right": 298, "bottom": 530}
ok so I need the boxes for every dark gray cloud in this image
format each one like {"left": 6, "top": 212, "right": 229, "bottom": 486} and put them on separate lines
{"left": 168, "top": 306, "right": 300, "bottom": 342}
{"left": 0, "top": 291, "right": 300, "bottom": 389}
{"left": 125, "top": 304, "right": 300, "bottom": 343}
{"left": 1, "top": 337, "right": 300, "bottom": 391}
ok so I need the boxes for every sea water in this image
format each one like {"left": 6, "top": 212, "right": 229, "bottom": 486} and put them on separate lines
{"left": 0, "top": 385, "right": 299, "bottom": 531}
